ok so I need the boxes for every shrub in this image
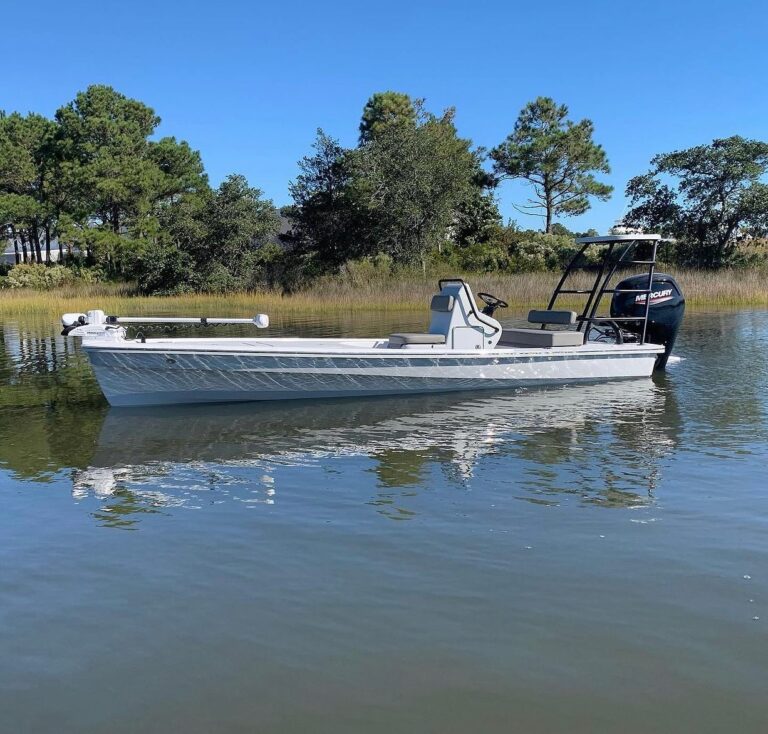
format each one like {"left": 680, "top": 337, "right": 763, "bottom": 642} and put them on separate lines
{"left": 200, "top": 262, "right": 240, "bottom": 294}
{"left": 336, "top": 254, "right": 394, "bottom": 285}
{"left": 508, "top": 239, "right": 555, "bottom": 271}
{"left": 68, "top": 263, "right": 107, "bottom": 284}
{"left": 505, "top": 232, "right": 579, "bottom": 272}
{"left": 665, "top": 237, "right": 768, "bottom": 268}
{"left": 134, "top": 243, "right": 199, "bottom": 295}
{"left": 442, "top": 242, "right": 511, "bottom": 272}
{"left": 241, "top": 242, "right": 295, "bottom": 290}
{"left": 1, "top": 264, "right": 76, "bottom": 289}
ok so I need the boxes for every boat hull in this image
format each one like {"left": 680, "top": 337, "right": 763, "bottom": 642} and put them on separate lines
{"left": 84, "top": 345, "right": 661, "bottom": 407}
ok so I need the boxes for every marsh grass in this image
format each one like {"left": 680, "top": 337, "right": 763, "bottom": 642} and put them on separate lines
{"left": 1, "top": 267, "right": 767, "bottom": 318}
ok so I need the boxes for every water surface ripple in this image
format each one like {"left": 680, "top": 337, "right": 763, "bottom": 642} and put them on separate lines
{"left": 1, "top": 309, "right": 767, "bottom": 733}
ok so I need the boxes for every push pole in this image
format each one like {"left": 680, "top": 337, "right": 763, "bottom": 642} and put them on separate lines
{"left": 105, "top": 315, "right": 270, "bottom": 327}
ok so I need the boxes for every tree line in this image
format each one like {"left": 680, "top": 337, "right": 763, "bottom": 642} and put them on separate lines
{"left": 2, "top": 86, "right": 767, "bottom": 294}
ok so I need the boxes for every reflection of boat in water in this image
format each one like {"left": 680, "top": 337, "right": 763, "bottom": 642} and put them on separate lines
{"left": 73, "top": 379, "right": 681, "bottom": 519}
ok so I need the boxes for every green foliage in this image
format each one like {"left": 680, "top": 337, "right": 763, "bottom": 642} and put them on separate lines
{"left": 452, "top": 190, "right": 502, "bottom": 248}
{"left": 1, "top": 263, "right": 75, "bottom": 289}
{"left": 0, "top": 113, "right": 55, "bottom": 206}
{"left": 0, "top": 111, "right": 59, "bottom": 263}
{"left": 443, "top": 241, "right": 510, "bottom": 272}
{"left": 134, "top": 174, "right": 280, "bottom": 294}
{"left": 205, "top": 175, "right": 280, "bottom": 271}
{"left": 241, "top": 241, "right": 289, "bottom": 289}
{"left": 359, "top": 91, "right": 417, "bottom": 144}
{"left": 354, "top": 104, "right": 480, "bottom": 265}
{"left": 1, "top": 85, "right": 280, "bottom": 293}
{"left": 425, "top": 227, "right": 584, "bottom": 273}
{"left": 289, "top": 106, "right": 486, "bottom": 274}
{"left": 149, "top": 136, "right": 208, "bottom": 201}
{"left": 504, "top": 231, "right": 579, "bottom": 272}
{"left": 1, "top": 85, "right": 210, "bottom": 281}
{"left": 0, "top": 261, "right": 105, "bottom": 288}
{"left": 54, "top": 85, "right": 207, "bottom": 262}
{"left": 491, "top": 97, "right": 612, "bottom": 233}
{"left": 286, "top": 129, "right": 367, "bottom": 273}
{"left": 133, "top": 241, "right": 197, "bottom": 295}
{"left": 625, "top": 136, "right": 768, "bottom": 267}
{"left": 288, "top": 96, "right": 600, "bottom": 280}
{"left": 549, "top": 222, "right": 572, "bottom": 237}
{"left": 67, "top": 262, "right": 106, "bottom": 283}
{"left": 5, "top": 84, "right": 763, "bottom": 298}
{"left": 56, "top": 85, "right": 161, "bottom": 231}
{"left": 339, "top": 253, "right": 395, "bottom": 283}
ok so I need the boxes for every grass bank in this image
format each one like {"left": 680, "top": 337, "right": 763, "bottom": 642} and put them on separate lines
{"left": 1, "top": 268, "right": 767, "bottom": 318}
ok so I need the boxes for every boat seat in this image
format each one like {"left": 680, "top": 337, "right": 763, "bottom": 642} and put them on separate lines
{"left": 527, "top": 309, "right": 577, "bottom": 325}
{"left": 430, "top": 294, "right": 455, "bottom": 312}
{"left": 388, "top": 333, "right": 447, "bottom": 348}
{"left": 498, "top": 329, "right": 585, "bottom": 348}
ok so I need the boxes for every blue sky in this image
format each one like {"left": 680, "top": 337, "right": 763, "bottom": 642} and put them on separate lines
{"left": 4, "top": 0, "right": 767, "bottom": 232}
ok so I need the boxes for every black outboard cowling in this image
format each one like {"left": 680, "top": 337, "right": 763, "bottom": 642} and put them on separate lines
{"left": 610, "top": 273, "right": 685, "bottom": 370}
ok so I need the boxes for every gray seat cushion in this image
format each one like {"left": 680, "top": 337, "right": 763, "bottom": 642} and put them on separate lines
{"left": 430, "top": 294, "right": 455, "bottom": 312}
{"left": 388, "top": 333, "right": 447, "bottom": 347}
{"left": 498, "top": 328, "right": 584, "bottom": 348}
{"left": 528, "top": 309, "right": 577, "bottom": 325}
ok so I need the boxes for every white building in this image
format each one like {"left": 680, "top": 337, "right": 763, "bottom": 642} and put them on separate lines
{"left": 2, "top": 239, "right": 65, "bottom": 265}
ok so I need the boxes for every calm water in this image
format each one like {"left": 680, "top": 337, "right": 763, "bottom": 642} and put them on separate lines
{"left": 1, "top": 308, "right": 767, "bottom": 733}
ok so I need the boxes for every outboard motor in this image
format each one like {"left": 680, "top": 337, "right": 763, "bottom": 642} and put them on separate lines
{"left": 610, "top": 273, "right": 685, "bottom": 369}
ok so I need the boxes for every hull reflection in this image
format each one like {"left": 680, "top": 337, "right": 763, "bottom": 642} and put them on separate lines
{"left": 73, "top": 380, "right": 680, "bottom": 521}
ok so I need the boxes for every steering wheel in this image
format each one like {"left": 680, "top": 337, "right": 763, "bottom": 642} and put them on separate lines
{"left": 478, "top": 292, "right": 509, "bottom": 316}
{"left": 588, "top": 319, "right": 624, "bottom": 345}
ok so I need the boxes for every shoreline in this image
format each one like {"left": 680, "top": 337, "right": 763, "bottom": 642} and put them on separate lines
{"left": 2, "top": 268, "right": 768, "bottom": 317}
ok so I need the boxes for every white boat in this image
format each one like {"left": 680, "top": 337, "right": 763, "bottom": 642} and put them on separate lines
{"left": 62, "top": 235, "right": 685, "bottom": 407}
